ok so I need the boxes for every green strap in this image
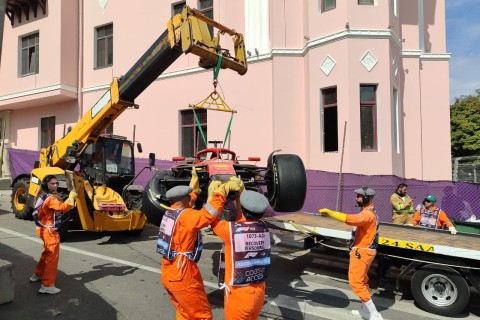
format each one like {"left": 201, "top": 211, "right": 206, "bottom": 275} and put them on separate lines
{"left": 222, "top": 112, "right": 234, "bottom": 146}
{"left": 192, "top": 108, "right": 207, "bottom": 147}
{"left": 213, "top": 55, "right": 223, "bottom": 80}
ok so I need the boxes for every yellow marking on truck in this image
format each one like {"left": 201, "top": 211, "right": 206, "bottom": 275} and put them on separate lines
{"left": 379, "top": 237, "right": 434, "bottom": 253}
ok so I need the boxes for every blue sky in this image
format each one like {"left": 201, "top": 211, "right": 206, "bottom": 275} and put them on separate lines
{"left": 446, "top": 0, "right": 480, "bottom": 102}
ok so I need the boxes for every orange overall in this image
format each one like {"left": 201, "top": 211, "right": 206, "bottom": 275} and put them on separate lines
{"left": 212, "top": 214, "right": 267, "bottom": 320}
{"left": 345, "top": 204, "right": 378, "bottom": 302}
{"left": 161, "top": 193, "right": 224, "bottom": 320}
{"left": 34, "top": 196, "right": 73, "bottom": 287}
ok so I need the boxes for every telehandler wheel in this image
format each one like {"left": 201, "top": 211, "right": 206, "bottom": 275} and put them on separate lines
{"left": 142, "top": 170, "right": 174, "bottom": 226}
{"left": 266, "top": 154, "right": 307, "bottom": 212}
{"left": 57, "top": 213, "right": 71, "bottom": 242}
{"left": 411, "top": 264, "right": 469, "bottom": 317}
{"left": 11, "top": 178, "right": 33, "bottom": 220}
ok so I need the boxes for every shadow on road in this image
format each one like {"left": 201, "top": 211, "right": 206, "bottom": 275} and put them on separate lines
{"left": 0, "top": 243, "right": 119, "bottom": 320}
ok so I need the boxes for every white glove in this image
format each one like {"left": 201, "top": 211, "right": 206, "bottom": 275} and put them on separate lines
{"left": 449, "top": 226, "right": 457, "bottom": 235}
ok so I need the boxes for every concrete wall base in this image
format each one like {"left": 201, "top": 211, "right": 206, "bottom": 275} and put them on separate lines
{"left": 0, "top": 259, "right": 15, "bottom": 304}
{"left": 0, "top": 178, "right": 11, "bottom": 190}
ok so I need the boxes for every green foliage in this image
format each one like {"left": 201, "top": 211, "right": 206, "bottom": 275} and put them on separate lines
{"left": 450, "top": 89, "right": 480, "bottom": 157}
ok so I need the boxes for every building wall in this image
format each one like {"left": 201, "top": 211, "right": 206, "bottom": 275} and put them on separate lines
{"left": 0, "top": 0, "right": 451, "bottom": 181}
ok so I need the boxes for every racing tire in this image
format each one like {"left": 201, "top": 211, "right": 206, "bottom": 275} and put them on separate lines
{"left": 11, "top": 177, "right": 33, "bottom": 220}
{"left": 411, "top": 265, "right": 470, "bottom": 317}
{"left": 266, "top": 154, "right": 306, "bottom": 212}
{"left": 141, "top": 170, "right": 174, "bottom": 226}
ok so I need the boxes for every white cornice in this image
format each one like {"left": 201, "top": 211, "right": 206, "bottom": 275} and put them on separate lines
{"left": 14, "top": 29, "right": 448, "bottom": 97}
{"left": 0, "top": 84, "right": 77, "bottom": 101}
{"left": 82, "top": 84, "right": 109, "bottom": 93}
{"left": 419, "top": 53, "right": 451, "bottom": 61}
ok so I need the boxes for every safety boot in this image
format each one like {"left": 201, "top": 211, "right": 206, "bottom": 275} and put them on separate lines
{"left": 351, "top": 304, "right": 370, "bottom": 320}
{"left": 39, "top": 285, "right": 61, "bottom": 294}
{"left": 29, "top": 274, "right": 42, "bottom": 282}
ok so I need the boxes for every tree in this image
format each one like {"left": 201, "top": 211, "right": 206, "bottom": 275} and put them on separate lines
{"left": 450, "top": 89, "right": 480, "bottom": 157}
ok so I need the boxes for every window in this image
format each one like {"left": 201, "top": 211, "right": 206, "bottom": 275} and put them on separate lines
{"left": 198, "top": 0, "right": 213, "bottom": 36}
{"left": 40, "top": 116, "right": 55, "bottom": 149}
{"left": 95, "top": 24, "right": 113, "bottom": 68}
{"left": 360, "top": 85, "right": 377, "bottom": 151}
{"left": 358, "top": 0, "right": 374, "bottom": 5}
{"left": 20, "top": 32, "right": 39, "bottom": 76}
{"left": 181, "top": 109, "right": 207, "bottom": 157}
{"left": 321, "top": 0, "right": 336, "bottom": 12}
{"left": 322, "top": 87, "right": 338, "bottom": 152}
{"left": 172, "top": 1, "right": 186, "bottom": 15}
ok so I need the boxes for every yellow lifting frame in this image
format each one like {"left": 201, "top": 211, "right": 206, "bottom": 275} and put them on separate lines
{"left": 190, "top": 91, "right": 237, "bottom": 114}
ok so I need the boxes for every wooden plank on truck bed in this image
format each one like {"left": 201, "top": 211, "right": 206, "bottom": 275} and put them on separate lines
{"left": 266, "top": 212, "right": 480, "bottom": 261}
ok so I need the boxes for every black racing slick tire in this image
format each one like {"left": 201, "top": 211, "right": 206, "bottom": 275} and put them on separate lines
{"left": 141, "top": 170, "right": 174, "bottom": 226}
{"left": 11, "top": 177, "right": 34, "bottom": 220}
{"left": 411, "top": 265, "right": 470, "bottom": 317}
{"left": 266, "top": 154, "right": 307, "bottom": 212}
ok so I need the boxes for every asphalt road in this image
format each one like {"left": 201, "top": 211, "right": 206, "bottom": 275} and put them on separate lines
{"left": 0, "top": 191, "right": 479, "bottom": 320}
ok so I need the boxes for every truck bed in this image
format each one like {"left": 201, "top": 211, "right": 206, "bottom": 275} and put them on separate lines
{"left": 266, "top": 212, "right": 480, "bottom": 261}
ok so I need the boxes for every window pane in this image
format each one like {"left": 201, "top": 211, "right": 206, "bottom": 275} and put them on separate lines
{"left": 323, "top": 0, "right": 336, "bottom": 11}
{"left": 182, "top": 112, "right": 193, "bottom": 125}
{"left": 105, "top": 24, "right": 113, "bottom": 36}
{"left": 173, "top": 2, "right": 186, "bottom": 15}
{"left": 360, "top": 86, "right": 376, "bottom": 102}
{"left": 21, "top": 49, "right": 28, "bottom": 74}
{"left": 199, "top": 0, "right": 213, "bottom": 9}
{"left": 40, "top": 116, "right": 55, "bottom": 149}
{"left": 358, "top": 0, "right": 373, "bottom": 4}
{"left": 107, "top": 37, "right": 113, "bottom": 65}
{"left": 361, "top": 105, "right": 375, "bottom": 150}
{"left": 323, "top": 88, "right": 337, "bottom": 105}
{"left": 196, "top": 109, "right": 207, "bottom": 123}
{"left": 182, "top": 127, "right": 194, "bottom": 157}
{"left": 197, "top": 126, "right": 207, "bottom": 150}
{"left": 324, "top": 106, "right": 338, "bottom": 152}
{"left": 97, "top": 39, "right": 105, "bottom": 67}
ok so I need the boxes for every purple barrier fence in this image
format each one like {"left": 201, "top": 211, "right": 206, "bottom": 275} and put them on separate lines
{"left": 8, "top": 148, "right": 480, "bottom": 222}
{"left": 7, "top": 148, "right": 173, "bottom": 188}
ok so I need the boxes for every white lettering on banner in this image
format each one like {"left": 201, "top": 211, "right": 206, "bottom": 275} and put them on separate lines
{"left": 245, "top": 268, "right": 265, "bottom": 276}
{"left": 159, "top": 217, "right": 175, "bottom": 236}
{"left": 234, "top": 232, "right": 271, "bottom": 252}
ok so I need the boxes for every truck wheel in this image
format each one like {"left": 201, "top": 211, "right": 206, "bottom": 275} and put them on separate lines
{"left": 266, "top": 154, "right": 306, "bottom": 212}
{"left": 11, "top": 178, "right": 33, "bottom": 220}
{"left": 142, "top": 170, "right": 173, "bottom": 226}
{"left": 411, "top": 265, "right": 470, "bottom": 316}
{"left": 57, "top": 213, "right": 71, "bottom": 242}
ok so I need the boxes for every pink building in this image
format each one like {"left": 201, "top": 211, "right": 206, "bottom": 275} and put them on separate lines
{"left": 0, "top": 0, "right": 451, "bottom": 182}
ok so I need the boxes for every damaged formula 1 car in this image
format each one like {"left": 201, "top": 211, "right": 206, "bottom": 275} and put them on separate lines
{"left": 141, "top": 147, "right": 307, "bottom": 226}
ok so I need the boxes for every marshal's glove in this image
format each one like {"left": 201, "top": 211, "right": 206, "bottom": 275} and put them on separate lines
{"left": 189, "top": 167, "right": 201, "bottom": 195}
{"left": 318, "top": 208, "right": 347, "bottom": 223}
{"left": 207, "top": 180, "right": 222, "bottom": 202}
{"left": 215, "top": 177, "right": 244, "bottom": 199}
{"left": 449, "top": 226, "right": 457, "bottom": 235}
{"left": 64, "top": 191, "right": 78, "bottom": 206}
